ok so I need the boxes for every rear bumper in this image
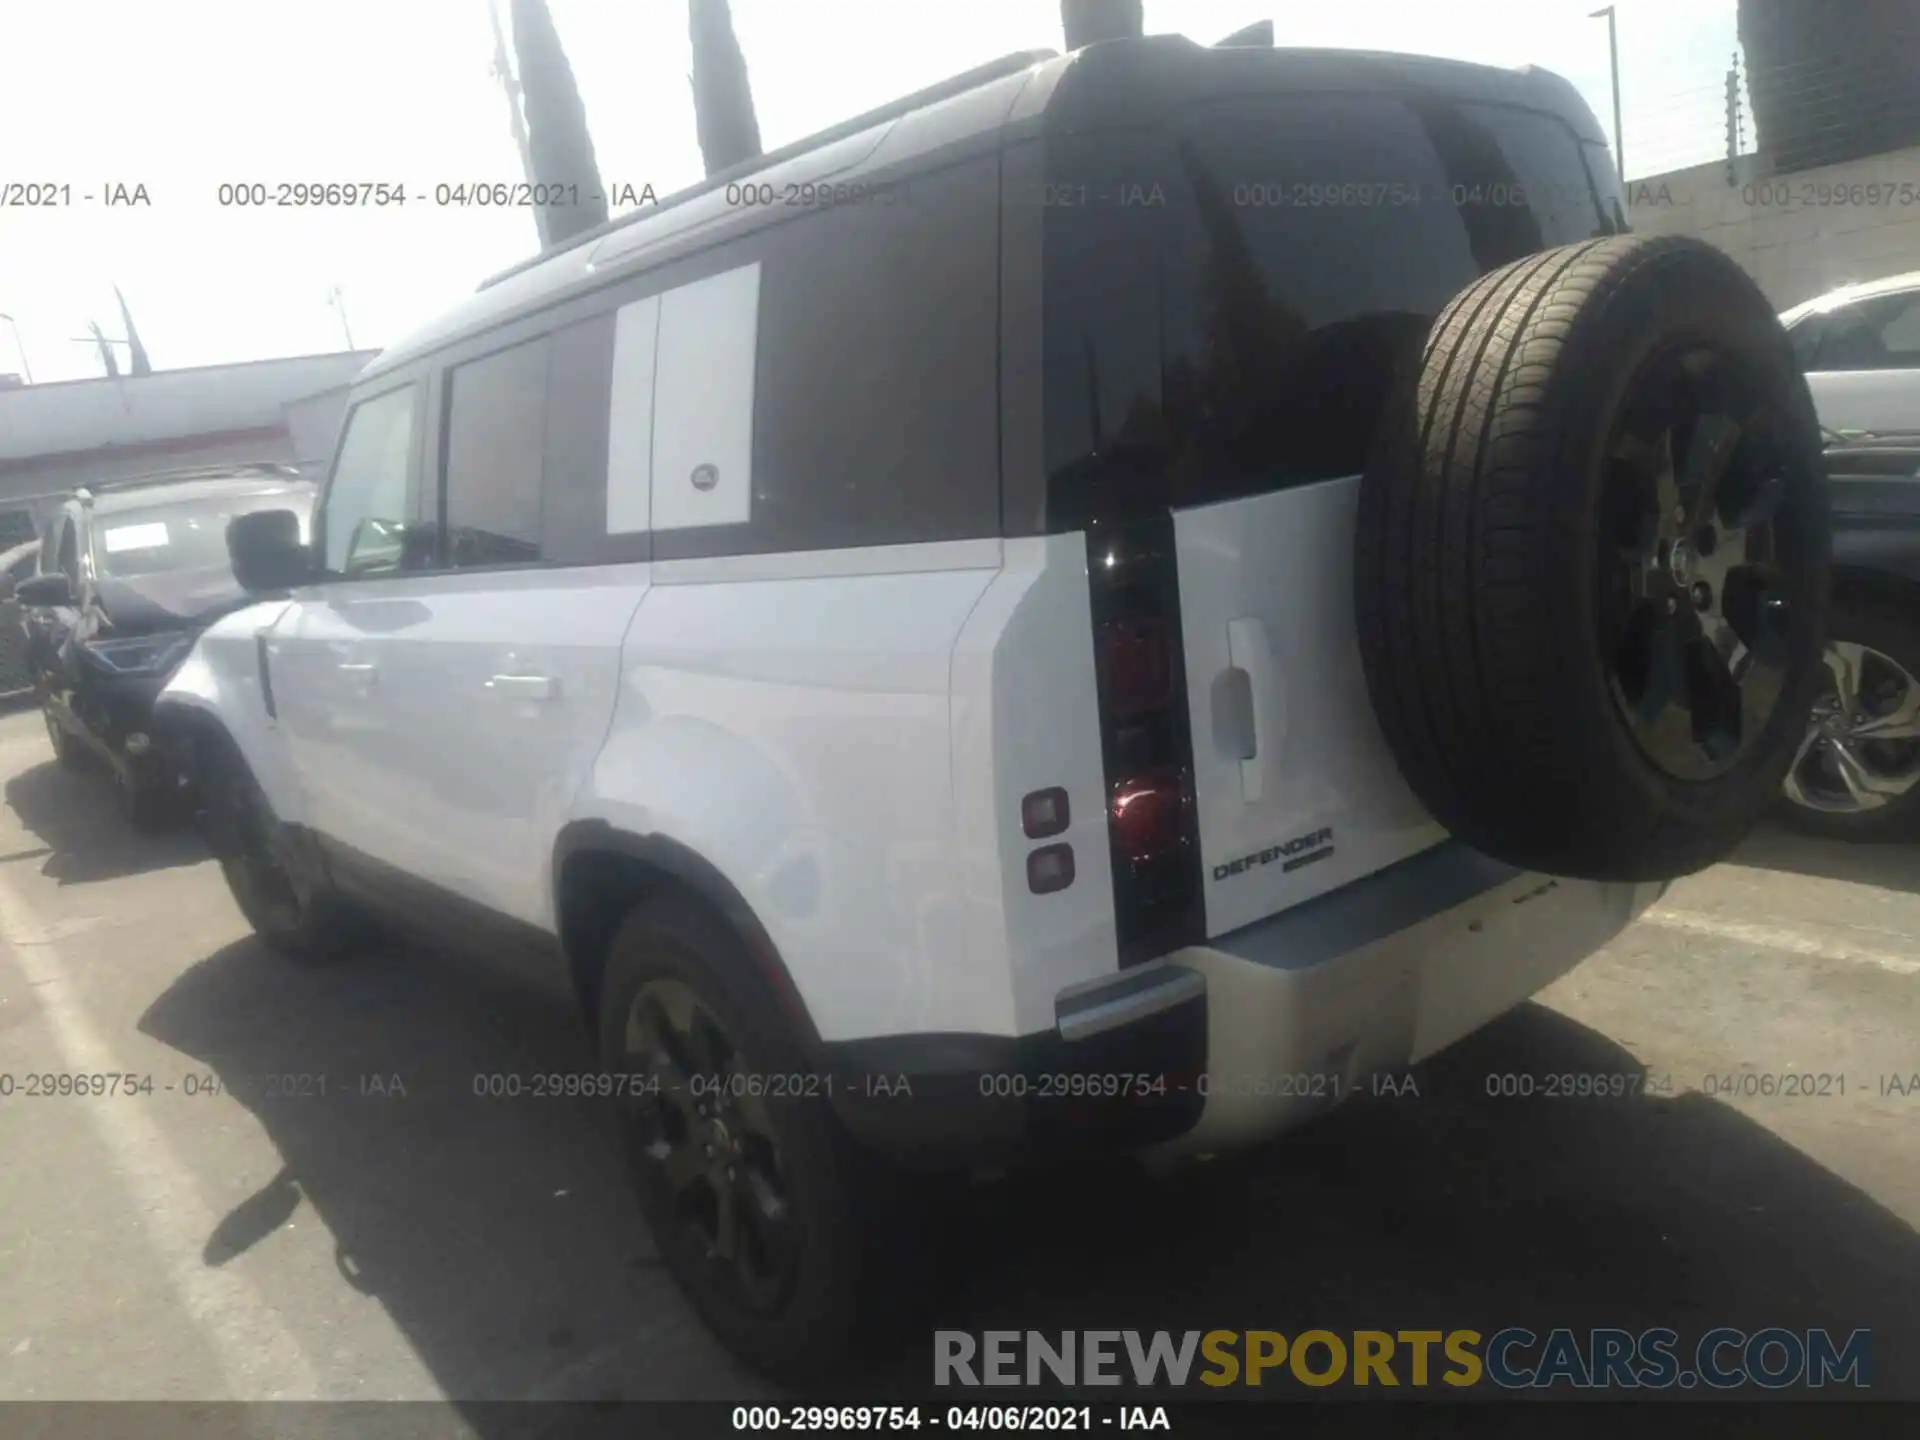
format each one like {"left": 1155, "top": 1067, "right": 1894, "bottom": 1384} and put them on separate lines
{"left": 825, "top": 841, "right": 1663, "bottom": 1168}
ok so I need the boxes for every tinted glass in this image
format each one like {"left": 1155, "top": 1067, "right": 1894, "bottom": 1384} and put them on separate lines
{"left": 652, "top": 153, "right": 1002, "bottom": 560}
{"left": 323, "top": 385, "right": 418, "bottom": 579}
{"left": 1814, "top": 292, "right": 1920, "bottom": 371}
{"left": 540, "top": 313, "right": 629, "bottom": 564}
{"left": 444, "top": 337, "right": 549, "bottom": 567}
{"left": 1044, "top": 93, "right": 1610, "bottom": 524}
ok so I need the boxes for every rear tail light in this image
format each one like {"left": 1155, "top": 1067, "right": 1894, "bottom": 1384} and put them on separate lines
{"left": 1110, "top": 772, "right": 1190, "bottom": 863}
{"left": 1099, "top": 618, "right": 1175, "bottom": 718}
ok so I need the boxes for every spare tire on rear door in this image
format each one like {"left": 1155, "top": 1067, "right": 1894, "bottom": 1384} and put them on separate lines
{"left": 1355, "top": 234, "right": 1831, "bottom": 883}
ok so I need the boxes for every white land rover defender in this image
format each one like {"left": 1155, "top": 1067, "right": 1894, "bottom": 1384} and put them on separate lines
{"left": 152, "top": 36, "right": 1830, "bottom": 1380}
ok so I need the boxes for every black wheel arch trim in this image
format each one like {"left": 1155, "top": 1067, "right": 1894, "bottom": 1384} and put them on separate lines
{"left": 550, "top": 819, "right": 824, "bottom": 1053}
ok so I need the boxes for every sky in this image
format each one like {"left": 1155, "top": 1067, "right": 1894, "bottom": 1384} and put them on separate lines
{"left": 0, "top": 0, "right": 1749, "bottom": 387}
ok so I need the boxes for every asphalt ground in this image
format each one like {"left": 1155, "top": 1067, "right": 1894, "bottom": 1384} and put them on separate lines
{"left": 0, "top": 702, "right": 1912, "bottom": 1430}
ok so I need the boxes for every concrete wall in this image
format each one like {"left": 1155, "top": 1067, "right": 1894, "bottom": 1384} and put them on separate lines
{"left": 1627, "top": 146, "right": 1920, "bottom": 310}
{"left": 0, "top": 350, "right": 375, "bottom": 465}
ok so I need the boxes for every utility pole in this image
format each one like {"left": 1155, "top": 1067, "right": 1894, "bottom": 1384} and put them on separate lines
{"left": 486, "top": 0, "right": 538, "bottom": 194}
{"left": 0, "top": 314, "right": 31, "bottom": 383}
{"left": 1725, "top": 51, "right": 1745, "bottom": 188}
{"left": 1590, "top": 6, "right": 1625, "bottom": 186}
{"left": 326, "top": 286, "right": 356, "bottom": 351}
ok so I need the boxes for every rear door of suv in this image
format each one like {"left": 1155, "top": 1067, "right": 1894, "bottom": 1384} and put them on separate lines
{"left": 343, "top": 313, "right": 651, "bottom": 931}
{"left": 1042, "top": 70, "right": 1622, "bottom": 947}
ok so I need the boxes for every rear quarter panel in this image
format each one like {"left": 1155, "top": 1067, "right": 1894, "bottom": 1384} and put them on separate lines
{"left": 567, "top": 542, "right": 1004, "bottom": 1043}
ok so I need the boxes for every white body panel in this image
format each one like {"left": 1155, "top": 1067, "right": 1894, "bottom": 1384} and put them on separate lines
{"left": 950, "top": 535, "right": 1119, "bottom": 1036}
{"left": 604, "top": 298, "right": 661, "bottom": 536}
{"left": 270, "top": 568, "right": 648, "bottom": 927}
{"left": 649, "top": 264, "right": 760, "bottom": 532}
{"left": 158, "top": 601, "right": 304, "bottom": 822}
{"left": 567, "top": 539, "right": 1009, "bottom": 1041}
{"left": 1172, "top": 478, "right": 1444, "bottom": 938}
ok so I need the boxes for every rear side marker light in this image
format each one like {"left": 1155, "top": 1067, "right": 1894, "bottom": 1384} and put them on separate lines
{"left": 1022, "top": 787, "right": 1070, "bottom": 838}
{"left": 1028, "top": 844, "right": 1075, "bottom": 895}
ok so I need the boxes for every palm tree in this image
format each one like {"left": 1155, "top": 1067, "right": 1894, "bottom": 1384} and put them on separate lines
{"left": 690, "top": 0, "right": 762, "bottom": 176}
{"left": 85, "top": 320, "right": 120, "bottom": 378}
{"left": 113, "top": 285, "right": 152, "bottom": 375}
{"left": 510, "top": 0, "right": 609, "bottom": 246}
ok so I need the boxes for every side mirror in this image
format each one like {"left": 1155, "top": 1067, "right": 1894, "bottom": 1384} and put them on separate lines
{"left": 15, "top": 572, "right": 73, "bottom": 608}
{"left": 228, "top": 509, "right": 314, "bottom": 593}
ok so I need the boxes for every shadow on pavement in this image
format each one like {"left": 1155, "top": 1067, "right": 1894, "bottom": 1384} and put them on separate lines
{"left": 4, "top": 753, "right": 203, "bottom": 884}
{"left": 1733, "top": 818, "right": 1920, "bottom": 896}
{"left": 139, "top": 940, "right": 1920, "bottom": 1423}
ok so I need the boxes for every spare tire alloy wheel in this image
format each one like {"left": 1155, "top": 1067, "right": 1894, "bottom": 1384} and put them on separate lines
{"left": 1356, "top": 235, "right": 1830, "bottom": 883}
{"left": 621, "top": 978, "right": 801, "bottom": 1317}
{"left": 1598, "top": 346, "right": 1797, "bottom": 782}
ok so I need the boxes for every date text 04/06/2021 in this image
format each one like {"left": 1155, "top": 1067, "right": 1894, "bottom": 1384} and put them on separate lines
{"left": 730, "top": 1406, "right": 1172, "bottom": 1433}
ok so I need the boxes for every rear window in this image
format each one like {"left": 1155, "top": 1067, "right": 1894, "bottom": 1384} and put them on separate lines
{"left": 1043, "top": 92, "right": 1613, "bottom": 525}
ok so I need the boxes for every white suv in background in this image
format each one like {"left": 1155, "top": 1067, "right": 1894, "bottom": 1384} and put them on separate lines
{"left": 1782, "top": 270, "right": 1920, "bottom": 435}
{"left": 152, "top": 37, "right": 1832, "bottom": 1380}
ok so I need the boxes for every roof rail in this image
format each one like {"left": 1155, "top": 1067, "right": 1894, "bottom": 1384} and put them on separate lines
{"left": 477, "top": 47, "right": 1059, "bottom": 294}
{"left": 74, "top": 463, "right": 306, "bottom": 502}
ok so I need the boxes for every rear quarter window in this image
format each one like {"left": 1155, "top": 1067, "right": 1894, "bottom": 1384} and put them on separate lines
{"left": 1043, "top": 91, "right": 1611, "bottom": 523}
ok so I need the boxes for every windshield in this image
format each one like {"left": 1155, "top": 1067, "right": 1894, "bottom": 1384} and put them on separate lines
{"left": 92, "top": 490, "right": 312, "bottom": 580}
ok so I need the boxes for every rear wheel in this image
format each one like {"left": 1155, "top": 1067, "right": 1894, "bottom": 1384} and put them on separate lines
{"left": 1356, "top": 234, "right": 1830, "bottom": 882}
{"left": 598, "top": 893, "right": 918, "bottom": 1382}
{"left": 1780, "top": 588, "right": 1920, "bottom": 841}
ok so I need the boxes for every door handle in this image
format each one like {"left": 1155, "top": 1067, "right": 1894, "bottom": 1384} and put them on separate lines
{"left": 1226, "top": 617, "right": 1279, "bottom": 803}
{"left": 487, "top": 673, "right": 557, "bottom": 701}
{"left": 336, "top": 661, "right": 377, "bottom": 694}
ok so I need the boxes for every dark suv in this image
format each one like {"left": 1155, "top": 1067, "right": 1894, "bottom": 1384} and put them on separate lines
{"left": 19, "top": 465, "right": 315, "bottom": 826}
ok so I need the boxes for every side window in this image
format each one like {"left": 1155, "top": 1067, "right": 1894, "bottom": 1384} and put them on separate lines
{"left": 649, "top": 154, "right": 1002, "bottom": 560}
{"left": 321, "top": 385, "right": 419, "bottom": 579}
{"left": 443, "top": 337, "right": 549, "bottom": 567}
{"left": 543, "top": 311, "right": 629, "bottom": 564}
{"left": 1811, "top": 293, "right": 1920, "bottom": 373}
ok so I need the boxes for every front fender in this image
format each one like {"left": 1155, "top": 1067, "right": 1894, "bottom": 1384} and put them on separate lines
{"left": 154, "top": 601, "right": 303, "bottom": 826}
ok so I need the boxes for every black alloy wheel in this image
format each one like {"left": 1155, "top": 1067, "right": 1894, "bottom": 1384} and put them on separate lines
{"left": 1597, "top": 344, "right": 1800, "bottom": 783}
{"left": 620, "top": 976, "right": 802, "bottom": 1315}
